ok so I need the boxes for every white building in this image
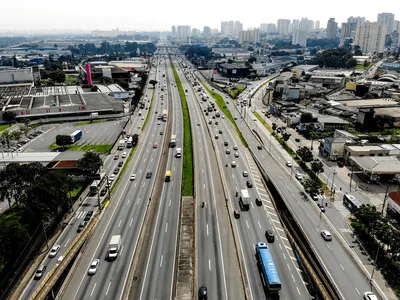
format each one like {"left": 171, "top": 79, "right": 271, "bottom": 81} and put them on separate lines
{"left": 177, "top": 25, "right": 191, "bottom": 40}
{"left": 377, "top": 12, "right": 395, "bottom": 33}
{"left": 238, "top": 29, "right": 259, "bottom": 43}
{"left": 277, "top": 19, "right": 290, "bottom": 35}
{"left": 292, "top": 30, "right": 307, "bottom": 47}
{"left": 354, "top": 22, "right": 387, "bottom": 54}
{"left": 260, "top": 23, "right": 276, "bottom": 33}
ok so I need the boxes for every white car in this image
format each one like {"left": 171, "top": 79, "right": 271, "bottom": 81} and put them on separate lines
{"left": 110, "top": 174, "right": 116, "bottom": 181}
{"left": 222, "top": 115, "right": 225, "bottom": 119}
{"left": 234, "top": 152, "right": 239, "bottom": 158}
{"left": 286, "top": 161, "right": 292, "bottom": 167}
{"left": 130, "top": 174, "right": 136, "bottom": 181}
{"left": 88, "top": 259, "right": 100, "bottom": 275}
{"left": 141, "top": 117, "right": 145, "bottom": 120}
{"left": 56, "top": 256, "right": 64, "bottom": 266}
{"left": 363, "top": 292, "right": 378, "bottom": 300}
{"left": 243, "top": 171, "right": 248, "bottom": 177}
{"left": 321, "top": 230, "right": 332, "bottom": 241}
{"left": 234, "top": 116, "right": 238, "bottom": 120}
{"left": 122, "top": 152, "right": 127, "bottom": 158}
{"left": 231, "top": 161, "right": 237, "bottom": 167}
{"left": 295, "top": 173, "right": 303, "bottom": 180}
{"left": 233, "top": 145, "right": 238, "bottom": 150}
{"left": 138, "top": 124, "right": 142, "bottom": 129}
{"left": 49, "top": 245, "right": 61, "bottom": 258}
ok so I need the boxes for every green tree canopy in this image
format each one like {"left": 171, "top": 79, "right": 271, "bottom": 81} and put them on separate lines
{"left": 149, "top": 79, "right": 158, "bottom": 88}
{"left": 309, "top": 47, "right": 357, "bottom": 69}
{"left": 296, "top": 146, "right": 313, "bottom": 162}
{"left": 77, "top": 152, "right": 103, "bottom": 174}
{"left": 300, "top": 112, "right": 314, "bottom": 123}
{"left": 311, "top": 160, "right": 324, "bottom": 174}
{"left": 56, "top": 134, "right": 73, "bottom": 147}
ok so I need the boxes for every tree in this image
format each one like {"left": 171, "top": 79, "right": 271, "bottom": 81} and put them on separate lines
{"left": 272, "top": 123, "right": 277, "bottom": 131}
{"left": 49, "top": 69, "right": 66, "bottom": 83}
{"left": 149, "top": 79, "right": 158, "bottom": 88}
{"left": 56, "top": 134, "right": 73, "bottom": 147}
{"left": 311, "top": 160, "right": 324, "bottom": 174}
{"left": 77, "top": 152, "right": 103, "bottom": 174}
{"left": 296, "top": 146, "right": 313, "bottom": 162}
{"left": 300, "top": 112, "right": 314, "bottom": 123}
{"left": 282, "top": 132, "right": 291, "bottom": 142}
{"left": 3, "top": 111, "right": 16, "bottom": 122}
{"left": 303, "top": 179, "right": 322, "bottom": 195}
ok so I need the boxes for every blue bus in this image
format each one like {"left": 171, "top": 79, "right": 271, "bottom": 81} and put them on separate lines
{"left": 256, "top": 242, "right": 281, "bottom": 292}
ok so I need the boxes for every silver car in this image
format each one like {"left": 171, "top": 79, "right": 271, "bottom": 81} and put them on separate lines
{"left": 88, "top": 259, "right": 100, "bottom": 275}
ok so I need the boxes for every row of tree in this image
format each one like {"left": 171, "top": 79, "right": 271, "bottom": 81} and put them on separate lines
{"left": 308, "top": 47, "right": 357, "bottom": 69}
{"left": 66, "top": 41, "right": 156, "bottom": 56}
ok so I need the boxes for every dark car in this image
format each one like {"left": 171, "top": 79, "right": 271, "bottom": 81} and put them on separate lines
{"left": 337, "top": 161, "right": 344, "bottom": 168}
{"left": 246, "top": 181, "right": 253, "bottom": 188}
{"left": 295, "top": 138, "right": 300, "bottom": 142}
{"left": 84, "top": 211, "right": 94, "bottom": 221}
{"left": 118, "top": 161, "right": 123, "bottom": 167}
{"left": 255, "top": 198, "right": 262, "bottom": 206}
{"left": 77, "top": 221, "right": 87, "bottom": 232}
{"left": 257, "top": 145, "right": 262, "bottom": 150}
{"left": 224, "top": 141, "right": 228, "bottom": 146}
{"left": 146, "top": 172, "right": 153, "bottom": 178}
{"left": 215, "top": 121, "right": 218, "bottom": 125}
{"left": 265, "top": 230, "right": 275, "bottom": 243}
{"left": 100, "top": 188, "right": 108, "bottom": 196}
{"left": 218, "top": 130, "right": 223, "bottom": 134}
{"left": 198, "top": 286, "right": 207, "bottom": 300}
{"left": 234, "top": 210, "right": 240, "bottom": 219}
{"left": 114, "top": 167, "right": 119, "bottom": 174}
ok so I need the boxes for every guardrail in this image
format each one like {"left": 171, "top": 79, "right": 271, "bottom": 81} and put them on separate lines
{"left": 29, "top": 216, "right": 98, "bottom": 300}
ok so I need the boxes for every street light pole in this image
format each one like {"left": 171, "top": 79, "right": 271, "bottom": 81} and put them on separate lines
{"left": 331, "top": 167, "right": 337, "bottom": 199}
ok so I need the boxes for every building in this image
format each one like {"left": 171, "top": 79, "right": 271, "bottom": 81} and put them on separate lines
{"left": 171, "top": 25, "right": 176, "bottom": 38}
{"left": 277, "top": 19, "right": 290, "bottom": 36}
{"left": 326, "top": 18, "right": 338, "bottom": 39}
{"left": 221, "top": 21, "right": 228, "bottom": 35}
{"left": 340, "top": 22, "right": 357, "bottom": 44}
{"left": 292, "top": 30, "right": 307, "bottom": 47}
{"left": 238, "top": 29, "right": 259, "bottom": 43}
{"left": 315, "top": 21, "right": 320, "bottom": 30}
{"left": 212, "top": 48, "right": 251, "bottom": 60}
{"left": 299, "top": 18, "right": 314, "bottom": 33}
{"left": 192, "top": 28, "right": 200, "bottom": 36}
{"left": 378, "top": 12, "right": 395, "bottom": 33}
{"left": 309, "top": 75, "right": 345, "bottom": 86}
{"left": 260, "top": 23, "right": 276, "bottom": 33}
{"left": 177, "top": 25, "right": 191, "bottom": 40}
{"left": 203, "top": 26, "right": 211, "bottom": 38}
{"left": 216, "top": 63, "right": 249, "bottom": 78}
{"left": 91, "top": 28, "right": 134, "bottom": 37}
{"left": 0, "top": 68, "right": 33, "bottom": 84}
{"left": 235, "top": 21, "right": 243, "bottom": 36}
{"left": 347, "top": 16, "right": 366, "bottom": 26}
{"left": 354, "top": 22, "right": 387, "bottom": 54}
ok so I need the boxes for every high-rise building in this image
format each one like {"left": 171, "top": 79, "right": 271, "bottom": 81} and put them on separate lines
{"left": 299, "top": 18, "right": 314, "bottom": 33}
{"left": 377, "top": 13, "right": 395, "bottom": 33}
{"left": 340, "top": 22, "right": 357, "bottom": 44}
{"left": 192, "top": 28, "right": 200, "bottom": 36}
{"left": 291, "top": 19, "right": 300, "bottom": 33}
{"left": 292, "top": 30, "right": 307, "bottom": 47}
{"left": 171, "top": 25, "right": 176, "bottom": 37}
{"left": 326, "top": 18, "right": 338, "bottom": 39}
{"left": 235, "top": 21, "right": 243, "bottom": 35}
{"left": 347, "top": 16, "right": 366, "bottom": 27}
{"left": 393, "top": 20, "right": 400, "bottom": 33}
{"left": 315, "top": 20, "right": 320, "bottom": 30}
{"left": 221, "top": 21, "right": 229, "bottom": 35}
{"left": 354, "top": 22, "right": 387, "bottom": 53}
{"left": 238, "top": 29, "right": 260, "bottom": 43}
{"left": 177, "top": 25, "right": 191, "bottom": 40}
{"left": 277, "top": 19, "right": 290, "bottom": 35}
{"left": 203, "top": 26, "right": 211, "bottom": 38}
{"left": 228, "top": 21, "right": 235, "bottom": 35}
{"left": 260, "top": 23, "right": 276, "bottom": 33}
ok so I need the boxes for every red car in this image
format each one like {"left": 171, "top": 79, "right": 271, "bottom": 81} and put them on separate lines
{"left": 114, "top": 154, "right": 119, "bottom": 160}
{"left": 153, "top": 144, "right": 158, "bottom": 149}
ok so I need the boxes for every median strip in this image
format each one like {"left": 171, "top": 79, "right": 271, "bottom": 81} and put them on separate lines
{"left": 142, "top": 88, "right": 155, "bottom": 131}
{"left": 172, "top": 65, "right": 194, "bottom": 196}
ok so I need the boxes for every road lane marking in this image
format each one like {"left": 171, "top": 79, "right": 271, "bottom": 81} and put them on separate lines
{"left": 283, "top": 253, "right": 287, "bottom": 260}
{"left": 355, "top": 287, "right": 360, "bottom": 295}
{"left": 134, "top": 183, "right": 137, "bottom": 187}
{"left": 297, "top": 287, "right": 301, "bottom": 295}
{"left": 165, "top": 223, "right": 168, "bottom": 233}
{"left": 246, "top": 220, "right": 249, "bottom": 229}
{"left": 64, "top": 238, "right": 70, "bottom": 248}
{"left": 172, "top": 182, "right": 174, "bottom": 187}
{"left": 258, "top": 221, "right": 261, "bottom": 229}
{"left": 340, "top": 264, "right": 344, "bottom": 271}
{"left": 206, "top": 224, "right": 209, "bottom": 235}
{"left": 139, "top": 169, "right": 142, "bottom": 173}
{"left": 279, "top": 244, "right": 282, "bottom": 250}
{"left": 118, "top": 220, "right": 122, "bottom": 227}
{"left": 209, "top": 259, "right": 211, "bottom": 271}
{"left": 137, "top": 197, "right": 141, "bottom": 204}
{"left": 90, "top": 283, "right": 96, "bottom": 297}
{"left": 287, "top": 263, "right": 291, "bottom": 270}
{"left": 251, "top": 202, "right": 254, "bottom": 208}
{"left": 169, "top": 199, "right": 171, "bottom": 206}
{"left": 120, "top": 245, "right": 124, "bottom": 255}
{"left": 160, "top": 255, "right": 164, "bottom": 268}
{"left": 129, "top": 218, "right": 133, "bottom": 227}
{"left": 127, "top": 199, "right": 130, "bottom": 205}
{"left": 105, "top": 282, "right": 111, "bottom": 296}
{"left": 292, "top": 274, "right": 296, "bottom": 282}
{"left": 203, "top": 184, "right": 205, "bottom": 190}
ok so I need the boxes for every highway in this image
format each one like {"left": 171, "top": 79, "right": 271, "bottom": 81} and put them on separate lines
{"left": 182, "top": 60, "right": 310, "bottom": 300}
{"left": 136, "top": 56, "right": 183, "bottom": 300}
{"left": 224, "top": 76, "right": 372, "bottom": 299}
{"left": 57, "top": 56, "right": 167, "bottom": 300}
{"left": 175, "top": 59, "right": 244, "bottom": 299}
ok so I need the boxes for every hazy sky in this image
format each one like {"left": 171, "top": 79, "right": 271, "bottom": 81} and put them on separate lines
{"left": 0, "top": 0, "right": 397, "bottom": 33}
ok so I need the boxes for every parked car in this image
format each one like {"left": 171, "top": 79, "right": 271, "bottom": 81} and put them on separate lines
{"left": 100, "top": 188, "right": 108, "bottom": 196}
{"left": 295, "top": 173, "right": 303, "bottom": 180}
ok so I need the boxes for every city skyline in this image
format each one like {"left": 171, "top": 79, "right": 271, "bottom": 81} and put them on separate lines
{"left": 0, "top": 0, "right": 397, "bottom": 33}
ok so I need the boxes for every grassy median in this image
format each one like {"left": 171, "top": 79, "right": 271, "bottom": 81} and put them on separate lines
{"left": 198, "top": 78, "right": 248, "bottom": 147}
{"left": 172, "top": 65, "right": 194, "bottom": 196}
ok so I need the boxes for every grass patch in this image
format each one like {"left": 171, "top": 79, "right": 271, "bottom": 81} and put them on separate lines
{"left": 142, "top": 88, "right": 155, "bottom": 131}
{"left": 0, "top": 124, "right": 10, "bottom": 132}
{"left": 74, "top": 120, "right": 107, "bottom": 126}
{"left": 228, "top": 85, "right": 246, "bottom": 98}
{"left": 69, "top": 182, "right": 85, "bottom": 198}
{"left": 356, "top": 64, "right": 371, "bottom": 70}
{"left": 254, "top": 112, "right": 273, "bottom": 133}
{"left": 198, "top": 77, "right": 248, "bottom": 147}
{"left": 172, "top": 64, "right": 194, "bottom": 196}
{"left": 49, "top": 143, "right": 112, "bottom": 153}
{"left": 111, "top": 146, "right": 136, "bottom": 195}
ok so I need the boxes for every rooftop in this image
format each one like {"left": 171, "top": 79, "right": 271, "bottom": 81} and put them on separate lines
{"left": 0, "top": 152, "right": 61, "bottom": 164}
{"left": 350, "top": 156, "right": 400, "bottom": 174}
{"left": 219, "top": 63, "right": 248, "bottom": 69}
{"left": 317, "top": 115, "right": 349, "bottom": 124}
{"left": 340, "top": 99, "right": 399, "bottom": 107}
{"left": 346, "top": 145, "right": 385, "bottom": 151}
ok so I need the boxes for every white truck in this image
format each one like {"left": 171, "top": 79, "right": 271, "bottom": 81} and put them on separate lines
{"left": 240, "top": 189, "right": 250, "bottom": 210}
{"left": 176, "top": 147, "right": 182, "bottom": 158}
{"left": 108, "top": 235, "right": 121, "bottom": 260}
{"left": 118, "top": 139, "right": 125, "bottom": 150}
{"left": 170, "top": 134, "right": 177, "bottom": 148}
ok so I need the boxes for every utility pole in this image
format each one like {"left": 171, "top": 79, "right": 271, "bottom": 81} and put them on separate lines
{"left": 331, "top": 167, "right": 337, "bottom": 199}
